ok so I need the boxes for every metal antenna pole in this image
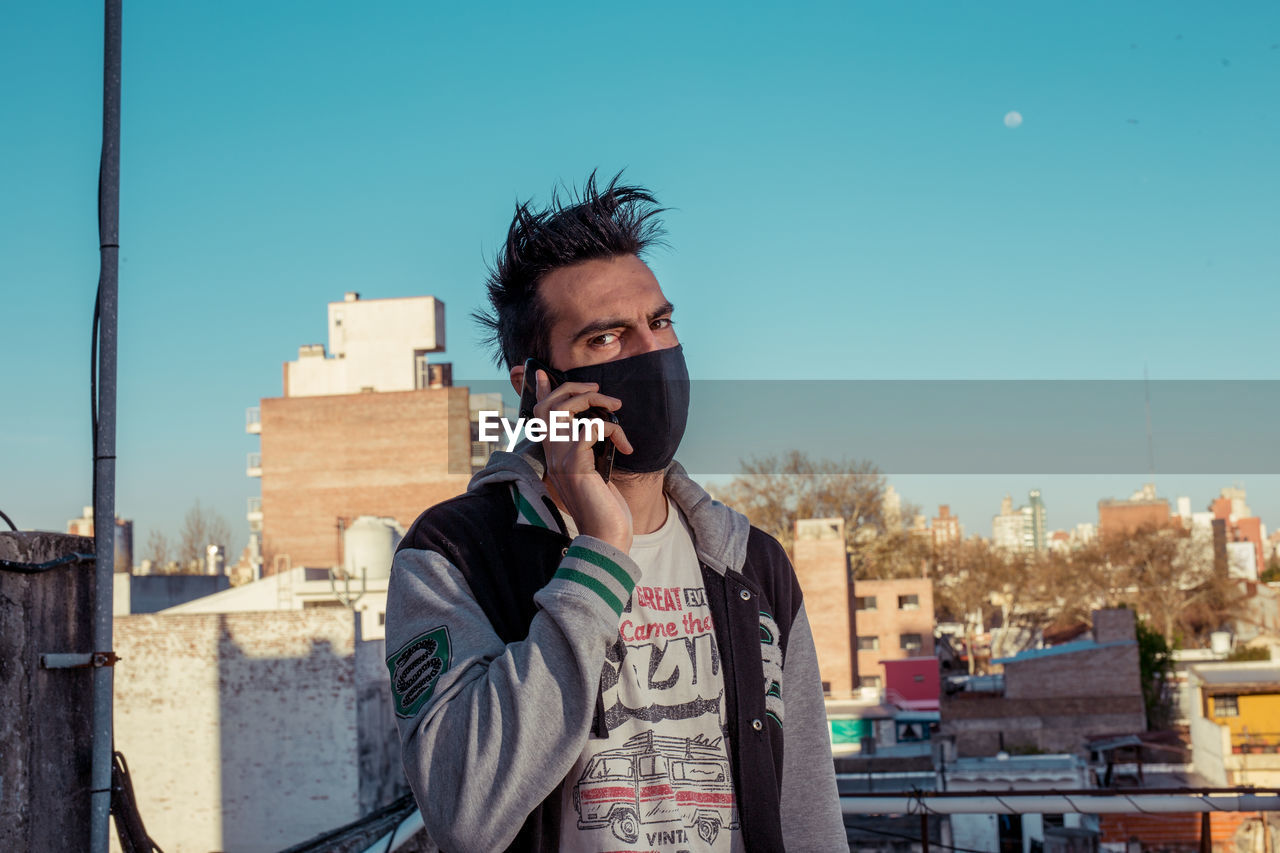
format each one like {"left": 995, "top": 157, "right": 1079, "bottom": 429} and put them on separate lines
{"left": 91, "top": 0, "right": 122, "bottom": 850}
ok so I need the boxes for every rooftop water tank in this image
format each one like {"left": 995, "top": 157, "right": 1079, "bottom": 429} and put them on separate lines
{"left": 343, "top": 516, "right": 403, "bottom": 581}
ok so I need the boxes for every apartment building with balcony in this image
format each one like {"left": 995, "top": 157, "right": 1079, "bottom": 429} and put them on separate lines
{"left": 246, "top": 292, "right": 488, "bottom": 575}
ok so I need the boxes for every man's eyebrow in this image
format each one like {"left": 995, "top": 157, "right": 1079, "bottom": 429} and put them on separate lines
{"left": 569, "top": 302, "right": 675, "bottom": 342}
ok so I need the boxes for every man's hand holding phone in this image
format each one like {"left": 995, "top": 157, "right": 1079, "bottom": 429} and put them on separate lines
{"left": 529, "top": 368, "right": 635, "bottom": 553}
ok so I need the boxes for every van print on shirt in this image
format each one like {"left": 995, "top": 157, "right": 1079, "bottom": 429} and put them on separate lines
{"left": 572, "top": 732, "right": 739, "bottom": 847}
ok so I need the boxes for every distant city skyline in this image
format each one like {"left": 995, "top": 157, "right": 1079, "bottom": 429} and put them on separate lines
{"left": 4, "top": 1, "right": 1278, "bottom": 561}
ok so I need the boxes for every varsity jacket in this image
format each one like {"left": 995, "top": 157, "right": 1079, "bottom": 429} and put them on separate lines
{"left": 385, "top": 447, "right": 846, "bottom": 851}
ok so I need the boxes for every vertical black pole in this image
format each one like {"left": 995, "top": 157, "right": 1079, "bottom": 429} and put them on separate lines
{"left": 91, "top": 0, "right": 122, "bottom": 850}
{"left": 920, "top": 813, "right": 929, "bottom": 853}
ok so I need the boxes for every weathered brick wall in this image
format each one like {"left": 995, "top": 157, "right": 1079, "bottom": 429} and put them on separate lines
{"left": 1092, "top": 607, "right": 1136, "bottom": 645}
{"left": 260, "top": 387, "right": 472, "bottom": 570}
{"left": 1100, "top": 811, "right": 1269, "bottom": 851}
{"left": 1004, "top": 643, "right": 1141, "bottom": 700}
{"left": 792, "top": 523, "right": 853, "bottom": 696}
{"left": 941, "top": 694, "right": 1147, "bottom": 755}
{"left": 112, "top": 610, "right": 368, "bottom": 853}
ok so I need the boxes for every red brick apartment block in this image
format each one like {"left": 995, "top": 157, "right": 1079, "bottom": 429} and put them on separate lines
{"left": 259, "top": 387, "right": 472, "bottom": 571}
{"left": 851, "top": 578, "right": 935, "bottom": 690}
{"left": 792, "top": 518, "right": 853, "bottom": 697}
{"left": 1234, "top": 516, "right": 1265, "bottom": 576}
{"left": 1098, "top": 497, "right": 1170, "bottom": 539}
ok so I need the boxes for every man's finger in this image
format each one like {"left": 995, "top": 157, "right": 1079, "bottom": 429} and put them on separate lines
{"left": 602, "top": 421, "right": 634, "bottom": 455}
{"left": 533, "top": 391, "right": 620, "bottom": 422}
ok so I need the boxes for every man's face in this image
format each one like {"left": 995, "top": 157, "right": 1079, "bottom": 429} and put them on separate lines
{"left": 509, "top": 254, "right": 678, "bottom": 387}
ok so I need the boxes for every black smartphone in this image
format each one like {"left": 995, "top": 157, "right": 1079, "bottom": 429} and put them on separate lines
{"left": 519, "top": 357, "right": 618, "bottom": 484}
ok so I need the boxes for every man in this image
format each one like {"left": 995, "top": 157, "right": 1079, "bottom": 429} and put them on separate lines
{"left": 386, "top": 173, "right": 845, "bottom": 851}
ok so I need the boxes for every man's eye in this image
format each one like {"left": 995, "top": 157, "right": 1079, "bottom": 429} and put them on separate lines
{"left": 590, "top": 332, "right": 618, "bottom": 346}
{"left": 652, "top": 318, "right": 673, "bottom": 331}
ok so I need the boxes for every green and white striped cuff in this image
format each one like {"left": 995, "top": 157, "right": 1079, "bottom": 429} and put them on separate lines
{"left": 551, "top": 539, "right": 638, "bottom": 617}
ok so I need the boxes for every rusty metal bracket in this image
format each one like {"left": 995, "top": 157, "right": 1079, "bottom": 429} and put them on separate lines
{"left": 40, "top": 651, "right": 121, "bottom": 669}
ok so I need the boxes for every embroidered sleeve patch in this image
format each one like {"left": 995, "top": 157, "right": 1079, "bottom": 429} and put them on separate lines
{"left": 759, "top": 611, "right": 784, "bottom": 727}
{"left": 387, "top": 626, "right": 452, "bottom": 718}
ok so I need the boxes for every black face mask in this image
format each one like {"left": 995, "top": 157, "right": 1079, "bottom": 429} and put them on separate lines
{"left": 562, "top": 345, "right": 690, "bottom": 473}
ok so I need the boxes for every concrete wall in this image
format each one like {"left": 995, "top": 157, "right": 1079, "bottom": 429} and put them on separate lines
{"left": 127, "top": 574, "right": 231, "bottom": 613}
{"left": 0, "top": 532, "right": 97, "bottom": 852}
{"left": 259, "top": 387, "right": 471, "bottom": 570}
{"left": 111, "top": 609, "right": 405, "bottom": 853}
{"left": 1191, "top": 714, "right": 1230, "bottom": 787}
{"left": 951, "top": 814, "right": 999, "bottom": 853}
{"left": 792, "top": 518, "right": 853, "bottom": 696}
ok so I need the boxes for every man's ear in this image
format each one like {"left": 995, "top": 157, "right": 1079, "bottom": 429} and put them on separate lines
{"left": 509, "top": 364, "right": 524, "bottom": 395}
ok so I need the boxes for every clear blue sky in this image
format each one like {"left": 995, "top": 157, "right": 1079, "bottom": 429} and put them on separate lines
{"left": 3, "top": 2, "right": 1278, "bottom": 561}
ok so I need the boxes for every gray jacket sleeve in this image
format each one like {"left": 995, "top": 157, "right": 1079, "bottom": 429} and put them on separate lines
{"left": 385, "top": 535, "right": 640, "bottom": 852}
{"left": 780, "top": 603, "right": 847, "bottom": 849}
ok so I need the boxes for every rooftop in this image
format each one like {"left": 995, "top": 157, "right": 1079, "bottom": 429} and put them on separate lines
{"left": 1190, "top": 661, "right": 1280, "bottom": 689}
{"left": 992, "top": 638, "right": 1134, "bottom": 666}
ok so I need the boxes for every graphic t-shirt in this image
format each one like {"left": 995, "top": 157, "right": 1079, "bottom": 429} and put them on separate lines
{"left": 560, "top": 501, "right": 744, "bottom": 853}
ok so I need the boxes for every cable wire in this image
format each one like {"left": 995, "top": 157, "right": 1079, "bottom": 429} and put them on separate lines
{"left": 0, "top": 508, "right": 16, "bottom": 531}
{"left": 849, "top": 821, "right": 989, "bottom": 853}
{"left": 110, "top": 752, "right": 164, "bottom": 853}
{"left": 0, "top": 553, "right": 96, "bottom": 574}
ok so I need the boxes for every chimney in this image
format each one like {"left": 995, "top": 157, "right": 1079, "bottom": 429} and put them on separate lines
{"left": 1092, "top": 608, "right": 1136, "bottom": 644}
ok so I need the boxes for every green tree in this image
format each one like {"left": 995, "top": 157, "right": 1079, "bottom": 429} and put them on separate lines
{"left": 1133, "top": 616, "right": 1176, "bottom": 731}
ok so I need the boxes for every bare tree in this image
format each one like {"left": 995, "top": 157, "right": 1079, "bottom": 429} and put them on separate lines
{"left": 177, "top": 500, "right": 232, "bottom": 572}
{"left": 146, "top": 529, "right": 170, "bottom": 568}
{"left": 721, "top": 452, "right": 887, "bottom": 557}
{"left": 1094, "top": 523, "right": 1239, "bottom": 646}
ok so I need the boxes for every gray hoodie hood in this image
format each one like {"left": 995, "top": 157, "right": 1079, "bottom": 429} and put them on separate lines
{"left": 468, "top": 441, "right": 751, "bottom": 576}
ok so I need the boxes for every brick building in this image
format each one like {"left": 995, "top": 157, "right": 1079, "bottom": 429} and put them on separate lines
{"left": 792, "top": 518, "right": 854, "bottom": 697}
{"left": 852, "top": 578, "right": 936, "bottom": 691}
{"left": 791, "top": 516, "right": 938, "bottom": 698}
{"left": 1098, "top": 485, "right": 1171, "bottom": 540}
{"left": 931, "top": 505, "right": 960, "bottom": 548}
{"left": 248, "top": 293, "right": 476, "bottom": 574}
{"left": 941, "top": 608, "right": 1147, "bottom": 757}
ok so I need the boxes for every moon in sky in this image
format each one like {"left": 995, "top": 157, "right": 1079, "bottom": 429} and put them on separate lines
{"left": 1004, "top": 110, "right": 1023, "bottom": 129}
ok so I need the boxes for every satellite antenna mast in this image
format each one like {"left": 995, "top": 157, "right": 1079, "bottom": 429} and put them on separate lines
{"left": 1143, "top": 363, "right": 1155, "bottom": 481}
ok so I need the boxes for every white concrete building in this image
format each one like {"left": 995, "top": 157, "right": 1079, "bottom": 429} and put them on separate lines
{"left": 1219, "top": 485, "right": 1252, "bottom": 522}
{"left": 992, "top": 495, "right": 1024, "bottom": 551}
{"left": 1227, "top": 541, "right": 1259, "bottom": 581}
{"left": 283, "top": 291, "right": 447, "bottom": 398}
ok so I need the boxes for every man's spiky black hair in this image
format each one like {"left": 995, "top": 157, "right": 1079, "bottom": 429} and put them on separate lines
{"left": 473, "top": 170, "right": 668, "bottom": 370}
